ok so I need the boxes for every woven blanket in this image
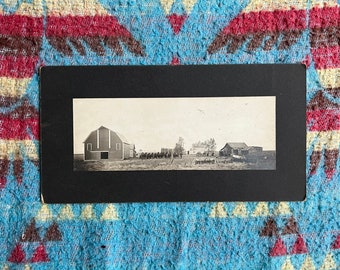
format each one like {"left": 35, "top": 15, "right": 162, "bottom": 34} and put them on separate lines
{"left": 0, "top": 0, "right": 339, "bottom": 269}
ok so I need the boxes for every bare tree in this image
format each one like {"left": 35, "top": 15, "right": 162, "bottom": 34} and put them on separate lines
{"left": 174, "top": 137, "right": 185, "bottom": 158}
{"left": 192, "top": 138, "right": 216, "bottom": 156}
{"left": 205, "top": 138, "right": 216, "bottom": 155}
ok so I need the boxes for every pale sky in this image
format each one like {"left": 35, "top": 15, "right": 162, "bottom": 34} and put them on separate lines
{"left": 73, "top": 97, "right": 276, "bottom": 154}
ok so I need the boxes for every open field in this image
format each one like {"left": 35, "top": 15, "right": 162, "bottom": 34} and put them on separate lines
{"left": 245, "top": 151, "right": 276, "bottom": 170}
{"left": 74, "top": 151, "right": 275, "bottom": 171}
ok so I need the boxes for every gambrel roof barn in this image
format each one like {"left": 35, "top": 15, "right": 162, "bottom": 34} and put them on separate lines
{"left": 83, "top": 126, "right": 134, "bottom": 161}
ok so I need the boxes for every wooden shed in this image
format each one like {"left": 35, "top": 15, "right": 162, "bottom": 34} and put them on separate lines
{"left": 219, "top": 142, "right": 249, "bottom": 156}
{"left": 83, "top": 126, "right": 135, "bottom": 161}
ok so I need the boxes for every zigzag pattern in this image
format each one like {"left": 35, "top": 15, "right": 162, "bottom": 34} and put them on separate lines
{"left": 207, "top": 0, "right": 308, "bottom": 54}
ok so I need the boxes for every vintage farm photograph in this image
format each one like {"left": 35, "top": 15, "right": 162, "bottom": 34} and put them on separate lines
{"left": 73, "top": 97, "right": 276, "bottom": 171}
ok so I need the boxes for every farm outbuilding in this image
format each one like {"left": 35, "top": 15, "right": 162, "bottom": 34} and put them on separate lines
{"left": 219, "top": 142, "right": 250, "bottom": 156}
{"left": 189, "top": 146, "right": 207, "bottom": 155}
{"left": 249, "top": 146, "right": 263, "bottom": 153}
{"left": 83, "top": 126, "right": 135, "bottom": 161}
{"left": 161, "top": 148, "right": 173, "bottom": 154}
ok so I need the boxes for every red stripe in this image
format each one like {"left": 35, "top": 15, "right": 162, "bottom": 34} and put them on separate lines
{"left": 0, "top": 56, "right": 38, "bottom": 78}
{"left": 0, "top": 118, "right": 38, "bottom": 140}
{"left": 0, "top": 158, "right": 9, "bottom": 189}
{"left": 1, "top": 99, "right": 38, "bottom": 119}
{"left": 46, "top": 15, "right": 132, "bottom": 37}
{"left": 309, "top": 150, "right": 321, "bottom": 176}
{"left": 312, "top": 46, "right": 340, "bottom": 69}
{"left": 222, "top": 9, "right": 306, "bottom": 35}
{"left": 307, "top": 109, "right": 340, "bottom": 131}
{"left": 0, "top": 15, "right": 43, "bottom": 37}
{"left": 310, "top": 6, "right": 340, "bottom": 29}
{"left": 325, "top": 149, "right": 338, "bottom": 179}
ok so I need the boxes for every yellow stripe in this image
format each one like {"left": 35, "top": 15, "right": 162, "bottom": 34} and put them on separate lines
{"left": 0, "top": 140, "right": 38, "bottom": 160}
{"left": 307, "top": 131, "right": 340, "bottom": 151}
{"left": 243, "top": 0, "right": 308, "bottom": 12}
{"left": 46, "top": 0, "right": 108, "bottom": 16}
{"left": 317, "top": 68, "right": 340, "bottom": 89}
{"left": 0, "top": 77, "right": 31, "bottom": 98}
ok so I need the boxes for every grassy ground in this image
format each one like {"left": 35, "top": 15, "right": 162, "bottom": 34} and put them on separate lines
{"left": 74, "top": 152, "right": 275, "bottom": 171}
{"left": 246, "top": 151, "right": 276, "bottom": 170}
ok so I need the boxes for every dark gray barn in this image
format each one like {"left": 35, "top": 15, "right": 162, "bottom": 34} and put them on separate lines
{"left": 219, "top": 142, "right": 249, "bottom": 156}
{"left": 83, "top": 126, "right": 135, "bottom": 161}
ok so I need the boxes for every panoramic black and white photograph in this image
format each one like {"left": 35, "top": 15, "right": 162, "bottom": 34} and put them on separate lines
{"left": 73, "top": 97, "right": 276, "bottom": 171}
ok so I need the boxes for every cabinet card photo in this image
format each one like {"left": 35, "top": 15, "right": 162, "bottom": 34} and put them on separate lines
{"left": 73, "top": 97, "right": 276, "bottom": 171}
{"left": 40, "top": 65, "right": 305, "bottom": 203}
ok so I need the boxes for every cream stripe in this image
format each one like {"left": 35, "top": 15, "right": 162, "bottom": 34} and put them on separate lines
{"left": 311, "top": 0, "right": 337, "bottom": 8}
{"left": 243, "top": 0, "right": 308, "bottom": 12}
{"left": 301, "top": 255, "right": 316, "bottom": 270}
{"left": 307, "top": 131, "right": 340, "bottom": 151}
{"left": 15, "top": 0, "right": 43, "bottom": 17}
{"left": 0, "top": 140, "right": 38, "bottom": 160}
{"left": 210, "top": 202, "right": 227, "bottom": 218}
{"left": 320, "top": 253, "right": 336, "bottom": 270}
{"left": 3, "top": 0, "right": 16, "bottom": 7}
{"left": 101, "top": 204, "right": 119, "bottom": 220}
{"left": 160, "top": 0, "right": 175, "bottom": 14}
{"left": 35, "top": 204, "right": 53, "bottom": 221}
{"left": 183, "top": 0, "right": 197, "bottom": 14}
{"left": 0, "top": 77, "right": 31, "bottom": 98}
{"left": 317, "top": 68, "right": 340, "bottom": 89}
{"left": 46, "top": 0, "right": 108, "bottom": 16}
{"left": 81, "top": 204, "right": 96, "bottom": 220}
{"left": 281, "top": 258, "right": 294, "bottom": 270}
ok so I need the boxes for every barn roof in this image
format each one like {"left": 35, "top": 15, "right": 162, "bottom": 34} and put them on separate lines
{"left": 83, "top": 130, "right": 96, "bottom": 143}
{"left": 221, "top": 142, "right": 249, "bottom": 150}
{"left": 115, "top": 131, "right": 130, "bottom": 144}
{"left": 83, "top": 126, "right": 132, "bottom": 144}
{"left": 100, "top": 126, "right": 131, "bottom": 144}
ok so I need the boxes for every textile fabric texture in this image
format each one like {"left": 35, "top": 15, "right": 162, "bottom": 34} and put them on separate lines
{"left": 0, "top": 0, "right": 339, "bottom": 269}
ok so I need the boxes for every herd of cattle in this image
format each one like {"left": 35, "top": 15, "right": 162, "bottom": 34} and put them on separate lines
{"left": 138, "top": 152, "right": 182, "bottom": 159}
{"left": 138, "top": 151, "right": 216, "bottom": 159}
{"left": 194, "top": 158, "right": 216, "bottom": 164}
{"left": 138, "top": 152, "right": 219, "bottom": 165}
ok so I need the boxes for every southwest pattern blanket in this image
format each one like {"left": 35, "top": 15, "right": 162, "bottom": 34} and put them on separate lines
{"left": 0, "top": 0, "right": 339, "bottom": 269}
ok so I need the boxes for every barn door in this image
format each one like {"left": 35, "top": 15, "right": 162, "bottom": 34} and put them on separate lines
{"left": 101, "top": 152, "right": 108, "bottom": 159}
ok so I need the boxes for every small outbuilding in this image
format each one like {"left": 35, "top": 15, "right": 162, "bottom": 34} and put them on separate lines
{"left": 161, "top": 148, "right": 173, "bottom": 154}
{"left": 248, "top": 146, "right": 263, "bottom": 153}
{"left": 219, "top": 142, "right": 249, "bottom": 156}
{"left": 189, "top": 146, "right": 207, "bottom": 155}
{"left": 83, "top": 126, "right": 135, "bottom": 161}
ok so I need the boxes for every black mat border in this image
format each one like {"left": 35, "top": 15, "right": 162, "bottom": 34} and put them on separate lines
{"left": 40, "top": 64, "right": 306, "bottom": 203}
